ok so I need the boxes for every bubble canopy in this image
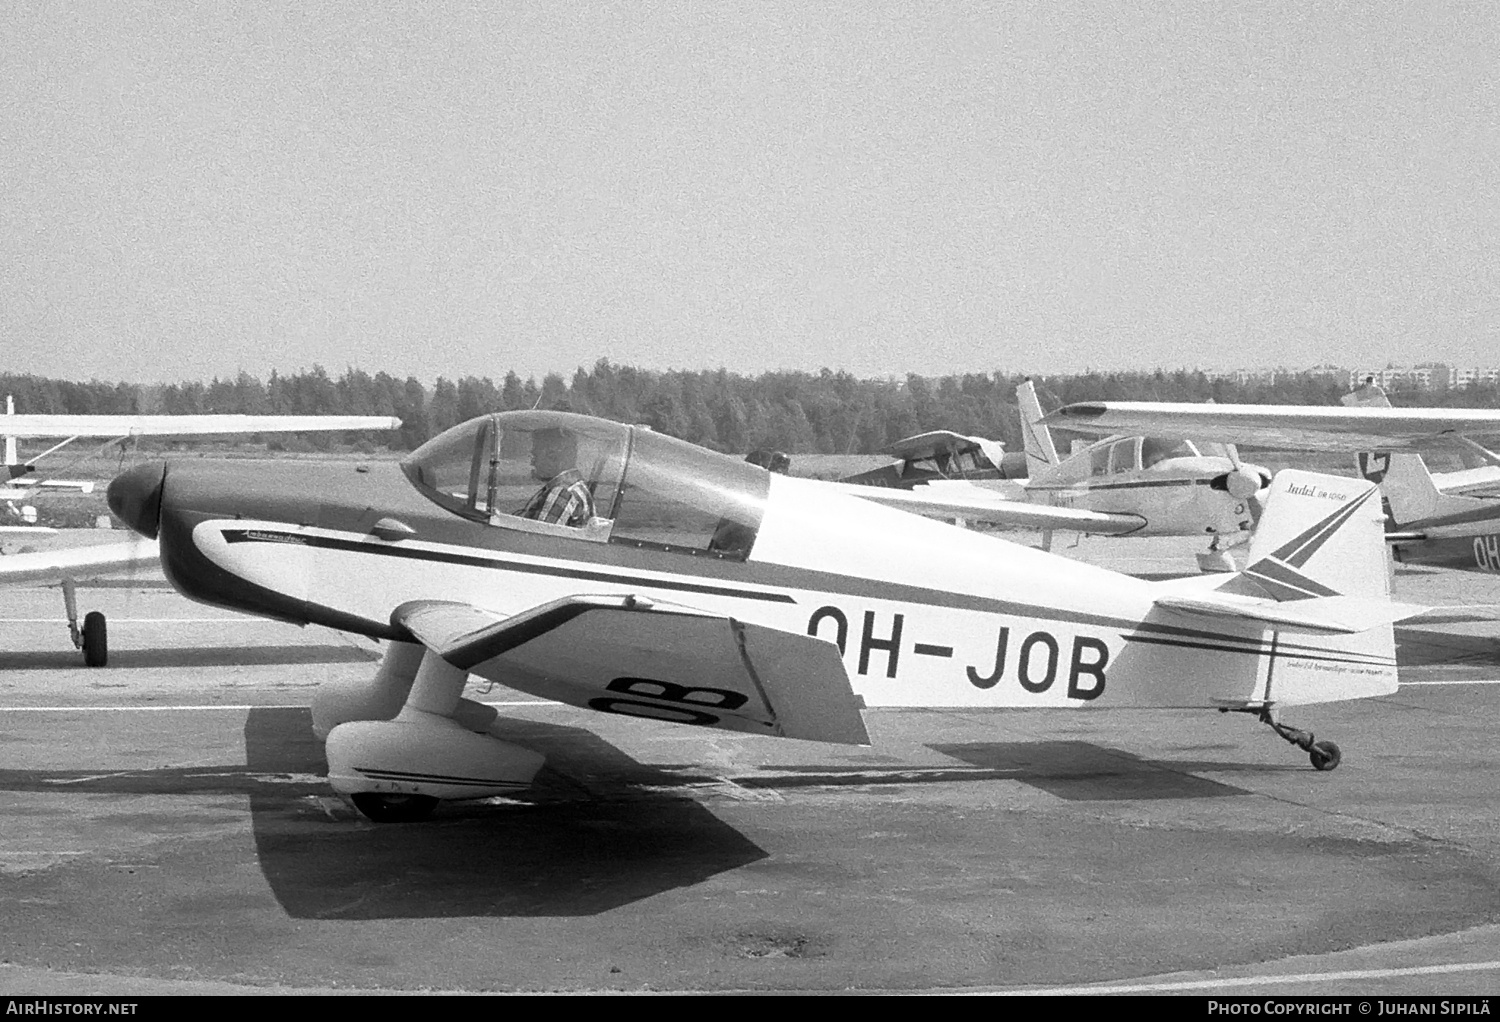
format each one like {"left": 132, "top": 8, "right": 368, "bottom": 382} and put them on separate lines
{"left": 400, "top": 411, "right": 771, "bottom": 560}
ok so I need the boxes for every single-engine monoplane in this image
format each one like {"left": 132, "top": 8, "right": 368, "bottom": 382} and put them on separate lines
{"left": 107, "top": 410, "right": 1421, "bottom": 821}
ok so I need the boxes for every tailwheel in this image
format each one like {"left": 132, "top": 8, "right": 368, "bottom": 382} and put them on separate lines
{"left": 81, "top": 611, "right": 107, "bottom": 668}
{"left": 350, "top": 792, "right": 439, "bottom": 823}
{"left": 1255, "top": 708, "right": 1342, "bottom": 772}
{"left": 1308, "top": 741, "right": 1341, "bottom": 772}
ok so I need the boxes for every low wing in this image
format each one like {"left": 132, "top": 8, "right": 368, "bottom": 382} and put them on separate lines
{"left": 0, "top": 537, "right": 159, "bottom": 584}
{"left": 1, "top": 414, "right": 401, "bottom": 439}
{"left": 1042, "top": 402, "right": 1500, "bottom": 452}
{"left": 394, "top": 595, "right": 870, "bottom": 745}
{"left": 835, "top": 480, "right": 1146, "bottom": 535}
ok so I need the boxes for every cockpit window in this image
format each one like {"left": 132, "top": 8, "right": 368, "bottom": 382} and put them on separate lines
{"left": 1140, "top": 437, "right": 1198, "bottom": 468}
{"left": 401, "top": 412, "right": 628, "bottom": 539}
{"left": 1108, "top": 438, "right": 1141, "bottom": 474}
{"left": 609, "top": 427, "right": 769, "bottom": 559}
{"left": 402, "top": 412, "right": 769, "bottom": 559}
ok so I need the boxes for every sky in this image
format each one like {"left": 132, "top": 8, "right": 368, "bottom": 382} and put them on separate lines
{"left": 3, "top": 2, "right": 1498, "bottom": 385}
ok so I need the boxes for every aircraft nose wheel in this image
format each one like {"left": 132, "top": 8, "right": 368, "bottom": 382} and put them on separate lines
{"left": 81, "top": 611, "right": 107, "bottom": 668}
{"left": 350, "top": 792, "right": 439, "bottom": 823}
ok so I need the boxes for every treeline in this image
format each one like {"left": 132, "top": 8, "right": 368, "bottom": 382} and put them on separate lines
{"left": 3, "top": 362, "right": 1497, "bottom": 455}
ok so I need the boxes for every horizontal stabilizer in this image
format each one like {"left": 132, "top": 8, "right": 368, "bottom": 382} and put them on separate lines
{"left": 1155, "top": 593, "right": 1428, "bottom": 635}
{"left": 393, "top": 595, "right": 870, "bottom": 746}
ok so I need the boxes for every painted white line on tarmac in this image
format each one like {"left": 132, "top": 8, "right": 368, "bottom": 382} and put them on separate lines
{"left": 988, "top": 958, "right": 1500, "bottom": 996}
{"left": 0, "top": 700, "right": 564, "bottom": 712}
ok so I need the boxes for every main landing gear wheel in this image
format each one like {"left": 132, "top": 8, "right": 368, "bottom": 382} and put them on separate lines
{"left": 1308, "top": 740, "right": 1342, "bottom": 772}
{"left": 81, "top": 611, "right": 107, "bottom": 668}
{"left": 350, "top": 793, "right": 439, "bottom": 823}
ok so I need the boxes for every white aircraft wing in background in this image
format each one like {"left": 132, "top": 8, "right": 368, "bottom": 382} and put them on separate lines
{"left": 1041, "top": 402, "right": 1500, "bottom": 453}
{"left": 2, "top": 413, "right": 401, "bottom": 438}
{"left": 834, "top": 480, "right": 1146, "bottom": 535}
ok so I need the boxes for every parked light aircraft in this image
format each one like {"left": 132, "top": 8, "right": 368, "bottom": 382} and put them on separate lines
{"left": 843, "top": 381, "right": 1272, "bottom": 570}
{"left": 1044, "top": 390, "right": 1500, "bottom": 577}
{"left": 1, "top": 403, "right": 401, "bottom": 665}
{"left": 107, "top": 409, "right": 1420, "bottom": 822}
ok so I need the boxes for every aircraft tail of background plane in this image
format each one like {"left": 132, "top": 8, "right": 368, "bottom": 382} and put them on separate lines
{"left": 1015, "top": 379, "right": 1061, "bottom": 478}
{"left": 1358, "top": 451, "right": 1478, "bottom": 527}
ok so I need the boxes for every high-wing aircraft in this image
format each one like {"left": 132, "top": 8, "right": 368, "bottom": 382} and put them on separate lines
{"left": 2, "top": 402, "right": 402, "bottom": 665}
{"left": 1044, "top": 387, "right": 1500, "bottom": 576}
{"left": 106, "top": 409, "right": 1420, "bottom": 822}
{"left": 843, "top": 381, "right": 1272, "bottom": 570}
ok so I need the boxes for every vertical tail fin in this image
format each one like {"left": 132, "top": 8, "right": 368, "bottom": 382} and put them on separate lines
{"left": 1357, "top": 452, "right": 1448, "bottom": 526}
{"left": 1015, "top": 380, "right": 1060, "bottom": 476}
{"left": 1218, "top": 469, "right": 1389, "bottom": 602}
{"left": 4, "top": 395, "right": 15, "bottom": 469}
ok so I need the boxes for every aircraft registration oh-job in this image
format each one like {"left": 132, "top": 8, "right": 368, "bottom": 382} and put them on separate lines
{"left": 107, "top": 410, "right": 1425, "bottom": 822}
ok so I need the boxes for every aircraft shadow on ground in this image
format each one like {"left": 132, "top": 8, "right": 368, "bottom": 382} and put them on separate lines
{"left": 925, "top": 741, "right": 1259, "bottom": 799}
{"left": 1395, "top": 626, "right": 1500, "bottom": 668}
{"left": 244, "top": 708, "right": 768, "bottom": 920}
{"left": 0, "top": 645, "right": 379, "bottom": 670}
{"left": 645, "top": 740, "right": 1266, "bottom": 801}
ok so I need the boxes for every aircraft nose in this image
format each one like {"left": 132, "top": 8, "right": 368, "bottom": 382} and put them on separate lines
{"left": 107, "top": 461, "right": 167, "bottom": 539}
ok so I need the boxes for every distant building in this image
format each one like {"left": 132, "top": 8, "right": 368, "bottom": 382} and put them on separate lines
{"left": 1213, "top": 363, "right": 1496, "bottom": 392}
{"left": 1451, "top": 367, "right": 1500, "bottom": 390}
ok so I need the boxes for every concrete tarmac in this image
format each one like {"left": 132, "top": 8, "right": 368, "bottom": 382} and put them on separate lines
{"left": 1, "top": 534, "right": 1499, "bottom": 995}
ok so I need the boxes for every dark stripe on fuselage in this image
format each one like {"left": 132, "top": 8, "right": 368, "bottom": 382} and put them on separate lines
{"left": 1122, "top": 632, "right": 1394, "bottom": 667}
{"left": 222, "top": 528, "right": 799, "bottom": 605}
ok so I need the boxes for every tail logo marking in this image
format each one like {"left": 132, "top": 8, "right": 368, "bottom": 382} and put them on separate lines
{"left": 1240, "top": 485, "right": 1377, "bottom": 601}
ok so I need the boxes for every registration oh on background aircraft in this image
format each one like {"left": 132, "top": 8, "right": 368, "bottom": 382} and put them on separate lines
{"left": 107, "top": 409, "right": 1420, "bottom": 822}
{"left": 842, "top": 381, "right": 1273, "bottom": 571}
{"left": 1, "top": 402, "right": 401, "bottom": 665}
{"left": 1043, "top": 386, "right": 1500, "bottom": 577}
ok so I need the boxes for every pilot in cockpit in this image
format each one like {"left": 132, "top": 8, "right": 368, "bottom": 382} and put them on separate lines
{"left": 515, "top": 427, "right": 595, "bottom": 527}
